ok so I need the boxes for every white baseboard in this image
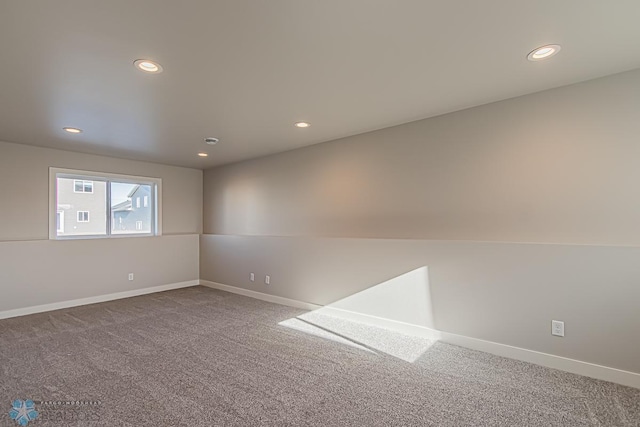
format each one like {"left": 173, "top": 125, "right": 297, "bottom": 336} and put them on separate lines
{"left": 199, "top": 280, "right": 321, "bottom": 311}
{"left": 201, "top": 281, "right": 640, "bottom": 390}
{"left": 318, "top": 306, "right": 640, "bottom": 389}
{"left": 0, "top": 280, "right": 200, "bottom": 320}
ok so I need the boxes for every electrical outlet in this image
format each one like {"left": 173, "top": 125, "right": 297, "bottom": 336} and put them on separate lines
{"left": 250, "top": 273, "right": 255, "bottom": 282}
{"left": 128, "top": 273, "right": 134, "bottom": 281}
{"left": 551, "top": 320, "right": 564, "bottom": 337}
{"left": 265, "top": 275, "right": 270, "bottom": 285}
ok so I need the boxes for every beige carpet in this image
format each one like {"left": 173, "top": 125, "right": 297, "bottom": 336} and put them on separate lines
{"left": 0, "top": 286, "right": 638, "bottom": 426}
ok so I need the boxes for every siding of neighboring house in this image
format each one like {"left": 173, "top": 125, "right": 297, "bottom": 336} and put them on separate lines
{"left": 57, "top": 178, "right": 107, "bottom": 236}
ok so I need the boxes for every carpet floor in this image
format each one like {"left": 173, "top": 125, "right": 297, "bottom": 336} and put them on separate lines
{"left": 0, "top": 286, "right": 638, "bottom": 426}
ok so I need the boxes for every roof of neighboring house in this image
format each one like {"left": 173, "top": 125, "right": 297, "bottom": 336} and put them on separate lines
{"left": 112, "top": 200, "right": 132, "bottom": 212}
{"left": 127, "top": 185, "right": 141, "bottom": 198}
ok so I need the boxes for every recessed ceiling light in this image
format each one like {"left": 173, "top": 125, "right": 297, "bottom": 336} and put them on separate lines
{"left": 198, "top": 152, "right": 208, "bottom": 157}
{"left": 527, "top": 44, "right": 562, "bottom": 61}
{"left": 204, "top": 137, "right": 219, "bottom": 145}
{"left": 134, "top": 59, "right": 163, "bottom": 74}
{"left": 294, "top": 122, "right": 310, "bottom": 128}
{"left": 63, "top": 127, "right": 82, "bottom": 134}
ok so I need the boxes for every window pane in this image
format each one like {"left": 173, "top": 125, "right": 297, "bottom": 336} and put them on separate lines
{"left": 57, "top": 177, "right": 107, "bottom": 237}
{"left": 77, "top": 211, "right": 90, "bottom": 222}
{"left": 52, "top": 169, "right": 159, "bottom": 240}
{"left": 110, "top": 182, "right": 152, "bottom": 234}
{"left": 56, "top": 211, "right": 64, "bottom": 232}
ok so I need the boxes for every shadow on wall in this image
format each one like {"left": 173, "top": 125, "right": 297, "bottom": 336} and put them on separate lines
{"left": 279, "top": 267, "right": 439, "bottom": 362}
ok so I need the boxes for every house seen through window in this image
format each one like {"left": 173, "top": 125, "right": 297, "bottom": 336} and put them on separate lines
{"left": 111, "top": 183, "right": 153, "bottom": 235}
{"left": 51, "top": 168, "right": 161, "bottom": 239}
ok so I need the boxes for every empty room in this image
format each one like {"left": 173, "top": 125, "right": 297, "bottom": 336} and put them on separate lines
{"left": 1, "top": 1, "right": 640, "bottom": 426}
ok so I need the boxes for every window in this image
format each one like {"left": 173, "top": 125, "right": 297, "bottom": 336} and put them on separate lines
{"left": 50, "top": 168, "right": 162, "bottom": 239}
{"left": 74, "top": 180, "right": 93, "bottom": 193}
{"left": 56, "top": 211, "right": 64, "bottom": 233}
{"left": 77, "top": 211, "right": 90, "bottom": 222}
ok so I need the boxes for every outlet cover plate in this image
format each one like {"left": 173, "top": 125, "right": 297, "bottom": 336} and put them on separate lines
{"left": 552, "top": 320, "right": 565, "bottom": 337}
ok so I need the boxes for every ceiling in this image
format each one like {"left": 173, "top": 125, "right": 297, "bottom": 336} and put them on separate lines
{"left": 1, "top": 1, "right": 640, "bottom": 169}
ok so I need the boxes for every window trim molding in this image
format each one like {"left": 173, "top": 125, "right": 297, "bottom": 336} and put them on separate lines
{"left": 49, "top": 167, "right": 163, "bottom": 240}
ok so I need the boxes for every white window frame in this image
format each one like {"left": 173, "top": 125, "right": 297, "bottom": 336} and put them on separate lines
{"left": 77, "top": 211, "right": 90, "bottom": 222}
{"left": 49, "top": 167, "right": 162, "bottom": 240}
{"left": 73, "top": 180, "right": 94, "bottom": 193}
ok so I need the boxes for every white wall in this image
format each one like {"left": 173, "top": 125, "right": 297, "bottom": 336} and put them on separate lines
{"left": 0, "top": 141, "right": 202, "bottom": 313}
{"left": 201, "top": 69, "right": 640, "bottom": 375}
{"left": 1, "top": 235, "right": 198, "bottom": 312}
{"left": 201, "top": 235, "right": 640, "bottom": 374}
{"left": 1, "top": 141, "right": 202, "bottom": 240}
{"left": 204, "top": 69, "right": 640, "bottom": 245}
